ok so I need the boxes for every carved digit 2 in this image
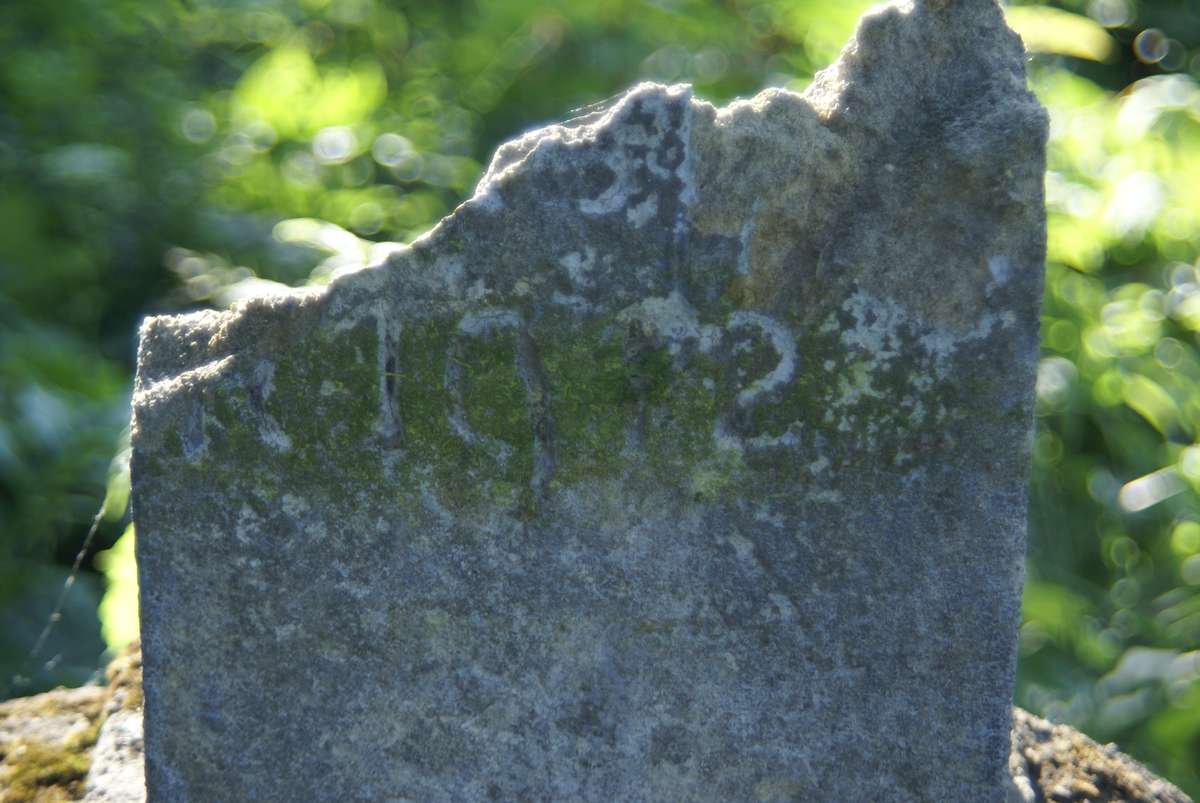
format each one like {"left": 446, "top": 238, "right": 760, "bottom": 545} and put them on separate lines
{"left": 717, "top": 311, "right": 798, "bottom": 450}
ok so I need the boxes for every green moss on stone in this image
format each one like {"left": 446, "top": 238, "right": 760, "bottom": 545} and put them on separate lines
{"left": 541, "top": 322, "right": 640, "bottom": 485}
{"left": 192, "top": 319, "right": 391, "bottom": 506}
{"left": 395, "top": 319, "right": 518, "bottom": 509}
{"left": 169, "top": 298, "right": 975, "bottom": 520}
{"left": 0, "top": 740, "right": 92, "bottom": 803}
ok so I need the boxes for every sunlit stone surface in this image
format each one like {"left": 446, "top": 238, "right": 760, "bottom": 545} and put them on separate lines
{"left": 131, "top": 0, "right": 1047, "bottom": 799}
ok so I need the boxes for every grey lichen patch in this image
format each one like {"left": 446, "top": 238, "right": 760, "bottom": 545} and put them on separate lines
{"left": 753, "top": 776, "right": 814, "bottom": 803}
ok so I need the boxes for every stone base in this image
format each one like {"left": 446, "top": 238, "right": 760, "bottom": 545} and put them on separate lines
{"left": 1, "top": 647, "right": 1189, "bottom": 802}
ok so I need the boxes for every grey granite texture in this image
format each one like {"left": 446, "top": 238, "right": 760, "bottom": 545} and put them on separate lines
{"left": 7, "top": 651, "right": 1192, "bottom": 802}
{"left": 82, "top": 710, "right": 145, "bottom": 803}
{"left": 130, "top": 0, "right": 1048, "bottom": 799}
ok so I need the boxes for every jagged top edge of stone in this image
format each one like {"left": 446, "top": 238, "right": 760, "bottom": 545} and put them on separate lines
{"left": 135, "top": 0, "right": 1033, "bottom": 355}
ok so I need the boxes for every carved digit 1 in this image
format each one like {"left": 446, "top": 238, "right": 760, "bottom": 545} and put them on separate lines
{"left": 717, "top": 311, "right": 799, "bottom": 450}
{"left": 444, "top": 309, "right": 556, "bottom": 493}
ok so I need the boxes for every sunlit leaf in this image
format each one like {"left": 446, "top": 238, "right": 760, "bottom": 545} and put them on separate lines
{"left": 1005, "top": 6, "right": 1116, "bottom": 63}
{"left": 96, "top": 524, "right": 138, "bottom": 652}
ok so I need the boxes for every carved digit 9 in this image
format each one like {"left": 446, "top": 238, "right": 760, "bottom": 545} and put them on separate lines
{"left": 445, "top": 309, "right": 556, "bottom": 493}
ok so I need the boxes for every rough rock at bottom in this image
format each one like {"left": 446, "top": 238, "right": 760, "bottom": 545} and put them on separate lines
{"left": 1006, "top": 708, "right": 1191, "bottom": 803}
{"left": 0, "top": 647, "right": 142, "bottom": 803}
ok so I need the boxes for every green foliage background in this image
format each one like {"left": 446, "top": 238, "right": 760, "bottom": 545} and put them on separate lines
{"left": 2, "top": 0, "right": 1199, "bottom": 792}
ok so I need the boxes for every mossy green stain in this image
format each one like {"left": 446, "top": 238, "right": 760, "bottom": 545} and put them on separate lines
{"left": 192, "top": 320, "right": 393, "bottom": 506}
{"left": 174, "top": 305, "right": 979, "bottom": 517}
{"left": 0, "top": 740, "right": 92, "bottom": 803}
{"left": 457, "top": 326, "right": 536, "bottom": 483}
{"left": 394, "top": 320, "right": 532, "bottom": 511}
{"left": 542, "top": 323, "right": 647, "bottom": 484}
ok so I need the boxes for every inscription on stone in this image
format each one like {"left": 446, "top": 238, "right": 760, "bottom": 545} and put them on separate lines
{"left": 391, "top": 302, "right": 800, "bottom": 496}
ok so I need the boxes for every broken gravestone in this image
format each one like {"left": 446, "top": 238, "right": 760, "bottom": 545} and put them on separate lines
{"left": 130, "top": 0, "right": 1047, "bottom": 799}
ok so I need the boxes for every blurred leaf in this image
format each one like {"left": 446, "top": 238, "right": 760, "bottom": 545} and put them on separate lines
{"left": 233, "top": 46, "right": 386, "bottom": 137}
{"left": 1023, "top": 580, "right": 1092, "bottom": 639}
{"left": 1005, "top": 7, "right": 1116, "bottom": 63}
{"left": 96, "top": 525, "right": 139, "bottom": 652}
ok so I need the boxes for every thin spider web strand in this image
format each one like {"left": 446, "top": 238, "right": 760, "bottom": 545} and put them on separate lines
{"left": 13, "top": 499, "right": 107, "bottom": 691}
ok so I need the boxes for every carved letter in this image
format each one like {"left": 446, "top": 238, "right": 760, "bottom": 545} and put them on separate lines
{"left": 717, "top": 311, "right": 799, "bottom": 450}
{"left": 445, "top": 309, "right": 556, "bottom": 493}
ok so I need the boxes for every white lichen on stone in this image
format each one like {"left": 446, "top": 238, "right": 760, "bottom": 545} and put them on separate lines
{"left": 617, "top": 291, "right": 702, "bottom": 354}
{"left": 558, "top": 247, "right": 597, "bottom": 288}
{"left": 626, "top": 194, "right": 658, "bottom": 227}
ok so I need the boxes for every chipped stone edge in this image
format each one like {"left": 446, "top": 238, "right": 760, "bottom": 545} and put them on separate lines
{"left": 133, "top": 0, "right": 1039, "bottom": 386}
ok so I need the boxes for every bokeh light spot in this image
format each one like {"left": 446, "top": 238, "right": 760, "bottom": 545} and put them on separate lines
{"left": 1182, "top": 554, "right": 1200, "bottom": 585}
{"left": 181, "top": 108, "right": 216, "bottom": 143}
{"left": 372, "top": 132, "right": 415, "bottom": 167}
{"left": 313, "top": 126, "right": 358, "bottom": 164}
{"left": 1088, "top": 0, "right": 1132, "bottom": 28}
{"left": 1171, "top": 521, "right": 1200, "bottom": 555}
{"left": 1118, "top": 467, "right": 1185, "bottom": 512}
{"left": 1133, "top": 29, "right": 1169, "bottom": 64}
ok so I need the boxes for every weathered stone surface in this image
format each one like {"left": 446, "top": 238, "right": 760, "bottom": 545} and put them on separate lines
{"left": 131, "top": 0, "right": 1047, "bottom": 799}
{"left": 81, "top": 711, "right": 144, "bottom": 803}
{"left": 3, "top": 649, "right": 1190, "bottom": 803}
{"left": 1006, "top": 708, "right": 1191, "bottom": 803}
{"left": 0, "top": 646, "right": 142, "bottom": 803}
{"left": 82, "top": 649, "right": 144, "bottom": 803}
{"left": 0, "top": 685, "right": 102, "bottom": 802}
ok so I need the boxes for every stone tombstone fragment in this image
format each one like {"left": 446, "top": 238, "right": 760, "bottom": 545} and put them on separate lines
{"left": 131, "top": 0, "right": 1047, "bottom": 800}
